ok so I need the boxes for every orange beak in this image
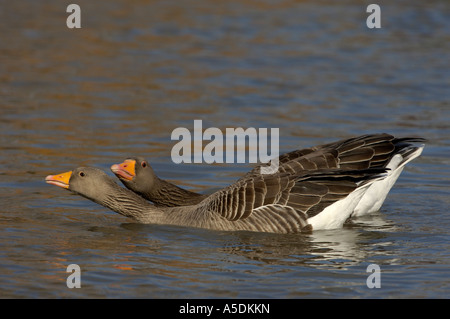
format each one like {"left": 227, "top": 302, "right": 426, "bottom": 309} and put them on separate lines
{"left": 45, "top": 171, "right": 72, "bottom": 189}
{"left": 111, "top": 159, "right": 136, "bottom": 181}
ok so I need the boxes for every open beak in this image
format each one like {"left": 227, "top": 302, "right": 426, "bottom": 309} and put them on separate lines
{"left": 45, "top": 171, "right": 72, "bottom": 189}
{"left": 111, "top": 159, "right": 136, "bottom": 181}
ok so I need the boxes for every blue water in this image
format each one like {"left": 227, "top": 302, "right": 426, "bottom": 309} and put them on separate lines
{"left": 0, "top": 0, "right": 449, "bottom": 298}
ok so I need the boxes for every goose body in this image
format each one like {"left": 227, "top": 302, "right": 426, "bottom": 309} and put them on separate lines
{"left": 111, "top": 134, "right": 424, "bottom": 213}
{"left": 46, "top": 134, "right": 425, "bottom": 233}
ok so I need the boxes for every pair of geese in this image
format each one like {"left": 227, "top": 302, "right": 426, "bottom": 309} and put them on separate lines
{"left": 46, "top": 134, "right": 425, "bottom": 234}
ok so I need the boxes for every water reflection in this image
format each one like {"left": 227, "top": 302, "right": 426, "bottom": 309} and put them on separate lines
{"left": 65, "top": 219, "right": 396, "bottom": 274}
{"left": 219, "top": 229, "right": 387, "bottom": 271}
{"left": 134, "top": 212, "right": 397, "bottom": 271}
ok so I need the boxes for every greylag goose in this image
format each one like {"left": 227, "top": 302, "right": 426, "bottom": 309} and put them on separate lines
{"left": 110, "top": 134, "right": 424, "bottom": 215}
{"left": 45, "top": 134, "right": 425, "bottom": 233}
{"left": 111, "top": 157, "right": 207, "bottom": 207}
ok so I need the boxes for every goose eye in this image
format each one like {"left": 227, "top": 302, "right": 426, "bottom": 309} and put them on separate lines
{"left": 141, "top": 161, "right": 147, "bottom": 168}
{"left": 79, "top": 171, "right": 86, "bottom": 177}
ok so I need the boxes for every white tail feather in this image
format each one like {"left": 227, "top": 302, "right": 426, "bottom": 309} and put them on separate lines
{"left": 352, "top": 145, "right": 424, "bottom": 217}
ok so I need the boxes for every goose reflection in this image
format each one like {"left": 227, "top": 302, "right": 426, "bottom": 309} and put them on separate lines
{"left": 219, "top": 212, "right": 398, "bottom": 270}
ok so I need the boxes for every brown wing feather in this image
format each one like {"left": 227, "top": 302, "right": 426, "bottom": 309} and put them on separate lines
{"left": 200, "top": 165, "right": 386, "bottom": 224}
{"left": 193, "top": 134, "right": 418, "bottom": 229}
{"left": 246, "top": 133, "right": 400, "bottom": 176}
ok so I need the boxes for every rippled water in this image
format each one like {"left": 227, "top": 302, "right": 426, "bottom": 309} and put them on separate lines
{"left": 1, "top": 0, "right": 449, "bottom": 298}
